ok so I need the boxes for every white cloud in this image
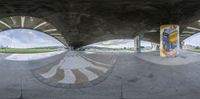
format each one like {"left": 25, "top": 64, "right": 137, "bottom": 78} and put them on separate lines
{"left": 184, "top": 33, "right": 200, "bottom": 46}
{"left": 87, "top": 39, "right": 152, "bottom": 48}
{"left": 0, "top": 29, "right": 64, "bottom": 48}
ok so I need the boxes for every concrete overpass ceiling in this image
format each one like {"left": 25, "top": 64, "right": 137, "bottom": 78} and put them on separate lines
{"left": 0, "top": 16, "right": 68, "bottom": 46}
{"left": 182, "top": 19, "right": 200, "bottom": 41}
{"left": 0, "top": 0, "right": 199, "bottom": 47}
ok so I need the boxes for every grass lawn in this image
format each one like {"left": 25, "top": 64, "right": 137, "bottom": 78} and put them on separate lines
{"left": 189, "top": 49, "right": 200, "bottom": 53}
{"left": 0, "top": 48, "right": 58, "bottom": 54}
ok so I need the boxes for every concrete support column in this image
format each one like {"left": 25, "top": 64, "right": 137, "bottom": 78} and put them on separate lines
{"left": 180, "top": 41, "right": 184, "bottom": 49}
{"left": 151, "top": 43, "right": 159, "bottom": 51}
{"left": 160, "top": 24, "right": 180, "bottom": 57}
{"left": 134, "top": 35, "right": 141, "bottom": 53}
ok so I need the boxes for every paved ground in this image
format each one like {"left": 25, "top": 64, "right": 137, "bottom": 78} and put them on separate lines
{"left": 0, "top": 50, "right": 200, "bottom": 99}
{"left": 5, "top": 51, "right": 65, "bottom": 61}
{"left": 33, "top": 51, "right": 117, "bottom": 87}
{"left": 134, "top": 50, "right": 200, "bottom": 65}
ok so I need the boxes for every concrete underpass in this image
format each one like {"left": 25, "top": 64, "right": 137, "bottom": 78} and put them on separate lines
{"left": 0, "top": 0, "right": 200, "bottom": 99}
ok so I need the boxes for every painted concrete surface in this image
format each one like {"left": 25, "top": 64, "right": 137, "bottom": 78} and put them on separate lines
{"left": 0, "top": 51, "right": 200, "bottom": 98}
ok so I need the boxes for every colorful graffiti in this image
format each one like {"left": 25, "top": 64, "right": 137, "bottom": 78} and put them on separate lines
{"left": 160, "top": 25, "right": 179, "bottom": 57}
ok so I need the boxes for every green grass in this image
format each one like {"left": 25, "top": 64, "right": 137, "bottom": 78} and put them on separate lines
{"left": 188, "top": 49, "right": 200, "bottom": 53}
{"left": 0, "top": 48, "right": 58, "bottom": 54}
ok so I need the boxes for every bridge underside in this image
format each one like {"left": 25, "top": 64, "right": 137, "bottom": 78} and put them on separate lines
{"left": 0, "top": 0, "right": 200, "bottom": 47}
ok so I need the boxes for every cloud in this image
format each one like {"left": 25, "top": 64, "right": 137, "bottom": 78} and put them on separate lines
{"left": 88, "top": 39, "right": 152, "bottom": 48}
{"left": 0, "top": 29, "right": 154, "bottom": 49}
{"left": 184, "top": 32, "right": 200, "bottom": 46}
{"left": 0, "top": 29, "right": 64, "bottom": 48}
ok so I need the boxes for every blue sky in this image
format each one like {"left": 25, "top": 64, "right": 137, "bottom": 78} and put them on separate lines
{"left": 0, "top": 29, "right": 64, "bottom": 48}
{"left": 183, "top": 32, "right": 200, "bottom": 46}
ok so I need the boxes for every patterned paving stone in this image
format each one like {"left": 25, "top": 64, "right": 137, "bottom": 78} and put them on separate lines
{"left": 33, "top": 51, "right": 117, "bottom": 88}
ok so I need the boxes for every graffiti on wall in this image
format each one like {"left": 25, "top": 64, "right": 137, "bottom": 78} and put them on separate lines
{"left": 160, "top": 25, "right": 179, "bottom": 57}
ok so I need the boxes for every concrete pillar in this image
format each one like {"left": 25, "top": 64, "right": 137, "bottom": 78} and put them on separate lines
{"left": 134, "top": 35, "right": 141, "bottom": 53}
{"left": 160, "top": 24, "right": 180, "bottom": 57}
{"left": 151, "top": 43, "right": 159, "bottom": 51}
{"left": 180, "top": 41, "right": 184, "bottom": 49}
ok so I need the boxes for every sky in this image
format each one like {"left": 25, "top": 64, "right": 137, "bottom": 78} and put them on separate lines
{"left": 88, "top": 39, "right": 153, "bottom": 48}
{"left": 183, "top": 32, "right": 200, "bottom": 46}
{"left": 0, "top": 29, "right": 153, "bottom": 49}
{"left": 0, "top": 29, "right": 64, "bottom": 48}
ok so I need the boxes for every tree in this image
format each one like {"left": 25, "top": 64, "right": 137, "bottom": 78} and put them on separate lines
{"left": 195, "top": 46, "right": 200, "bottom": 49}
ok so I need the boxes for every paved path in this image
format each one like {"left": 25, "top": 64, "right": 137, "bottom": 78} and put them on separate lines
{"left": 5, "top": 51, "right": 65, "bottom": 61}
{"left": 33, "top": 51, "right": 117, "bottom": 87}
{"left": 0, "top": 51, "right": 200, "bottom": 99}
{"left": 134, "top": 50, "right": 200, "bottom": 65}
{"left": 0, "top": 53, "right": 11, "bottom": 60}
